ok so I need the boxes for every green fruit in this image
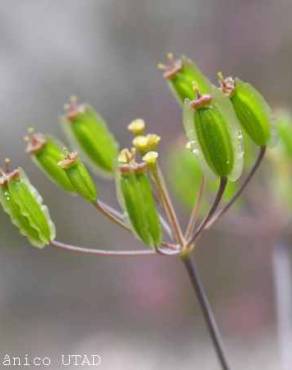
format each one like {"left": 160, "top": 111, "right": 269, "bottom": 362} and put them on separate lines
{"left": 59, "top": 152, "right": 97, "bottom": 203}
{"left": 27, "top": 133, "right": 75, "bottom": 192}
{"left": 162, "top": 55, "right": 212, "bottom": 104}
{"left": 228, "top": 79, "right": 272, "bottom": 146}
{"left": 117, "top": 164, "right": 161, "bottom": 247}
{"left": 63, "top": 99, "right": 119, "bottom": 175}
{"left": 0, "top": 168, "right": 55, "bottom": 248}
{"left": 184, "top": 95, "right": 235, "bottom": 178}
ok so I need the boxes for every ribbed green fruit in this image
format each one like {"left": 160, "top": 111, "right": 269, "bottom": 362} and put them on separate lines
{"left": 195, "top": 106, "right": 234, "bottom": 177}
{"left": 27, "top": 133, "right": 75, "bottom": 192}
{"left": 0, "top": 168, "right": 55, "bottom": 248}
{"left": 229, "top": 79, "right": 272, "bottom": 146}
{"left": 59, "top": 152, "right": 97, "bottom": 203}
{"left": 183, "top": 96, "right": 235, "bottom": 178}
{"left": 63, "top": 101, "right": 119, "bottom": 175}
{"left": 163, "top": 56, "right": 212, "bottom": 104}
{"left": 117, "top": 164, "right": 161, "bottom": 247}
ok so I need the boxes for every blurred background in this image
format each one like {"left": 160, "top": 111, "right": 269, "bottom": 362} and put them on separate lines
{"left": 0, "top": 0, "right": 292, "bottom": 369}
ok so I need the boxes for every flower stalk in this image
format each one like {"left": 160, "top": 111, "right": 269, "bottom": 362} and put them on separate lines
{"left": 185, "top": 176, "right": 205, "bottom": 241}
{"left": 150, "top": 161, "right": 185, "bottom": 246}
{"left": 187, "top": 177, "right": 227, "bottom": 247}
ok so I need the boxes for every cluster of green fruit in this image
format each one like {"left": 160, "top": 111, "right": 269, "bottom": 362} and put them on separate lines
{"left": 0, "top": 54, "right": 277, "bottom": 250}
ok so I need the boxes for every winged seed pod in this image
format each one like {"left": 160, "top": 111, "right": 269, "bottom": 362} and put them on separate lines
{"left": 25, "top": 132, "right": 75, "bottom": 193}
{"left": 63, "top": 97, "right": 119, "bottom": 175}
{"left": 59, "top": 152, "right": 97, "bottom": 203}
{"left": 0, "top": 164, "right": 55, "bottom": 248}
{"left": 183, "top": 92, "right": 235, "bottom": 178}
{"left": 159, "top": 54, "right": 212, "bottom": 104}
{"left": 116, "top": 149, "right": 161, "bottom": 248}
{"left": 219, "top": 74, "right": 272, "bottom": 146}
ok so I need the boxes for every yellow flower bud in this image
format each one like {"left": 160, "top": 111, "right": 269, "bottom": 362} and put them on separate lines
{"left": 128, "top": 119, "right": 146, "bottom": 136}
{"left": 132, "top": 134, "right": 161, "bottom": 154}
{"left": 146, "top": 134, "right": 161, "bottom": 150}
{"left": 118, "top": 148, "right": 136, "bottom": 164}
{"left": 132, "top": 136, "right": 149, "bottom": 154}
{"left": 142, "top": 151, "right": 159, "bottom": 167}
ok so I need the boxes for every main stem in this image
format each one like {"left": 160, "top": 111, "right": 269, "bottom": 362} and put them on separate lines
{"left": 182, "top": 255, "right": 231, "bottom": 370}
{"left": 152, "top": 163, "right": 230, "bottom": 368}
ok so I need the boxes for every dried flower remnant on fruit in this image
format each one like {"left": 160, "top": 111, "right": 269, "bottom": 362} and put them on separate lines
{"left": 59, "top": 151, "right": 97, "bottom": 202}
{"left": 25, "top": 131, "right": 75, "bottom": 192}
{"left": 158, "top": 53, "right": 184, "bottom": 80}
{"left": 116, "top": 149, "right": 161, "bottom": 247}
{"left": 0, "top": 160, "right": 55, "bottom": 248}
{"left": 218, "top": 73, "right": 272, "bottom": 146}
{"left": 159, "top": 54, "right": 212, "bottom": 103}
{"left": 25, "top": 131, "right": 47, "bottom": 154}
{"left": 63, "top": 96, "right": 119, "bottom": 175}
{"left": 190, "top": 91, "right": 213, "bottom": 109}
{"left": 217, "top": 72, "right": 235, "bottom": 97}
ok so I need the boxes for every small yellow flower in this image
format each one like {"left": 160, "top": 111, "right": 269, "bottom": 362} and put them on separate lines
{"left": 127, "top": 119, "right": 146, "bottom": 136}
{"left": 143, "top": 151, "right": 159, "bottom": 167}
{"left": 132, "top": 134, "right": 161, "bottom": 154}
{"left": 118, "top": 148, "right": 136, "bottom": 164}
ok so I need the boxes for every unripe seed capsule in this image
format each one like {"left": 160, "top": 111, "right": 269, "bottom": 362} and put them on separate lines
{"left": 159, "top": 54, "right": 212, "bottom": 104}
{"left": 183, "top": 93, "right": 234, "bottom": 178}
{"left": 0, "top": 183, "right": 42, "bottom": 246}
{"left": 26, "top": 132, "right": 75, "bottom": 192}
{"left": 59, "top": 152, "right": 97, "bottom": 203}
{"left": 116, "top": 159, "right": 161, "bottom": 248}
{"left": 219, "top": 75, "right": 272, "bottom": 146}
{"left": 63, "top": 97, "right": 119, "bottom": 175}
{"left": 0, "top": 167, "right": 55, "bottom": 248}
